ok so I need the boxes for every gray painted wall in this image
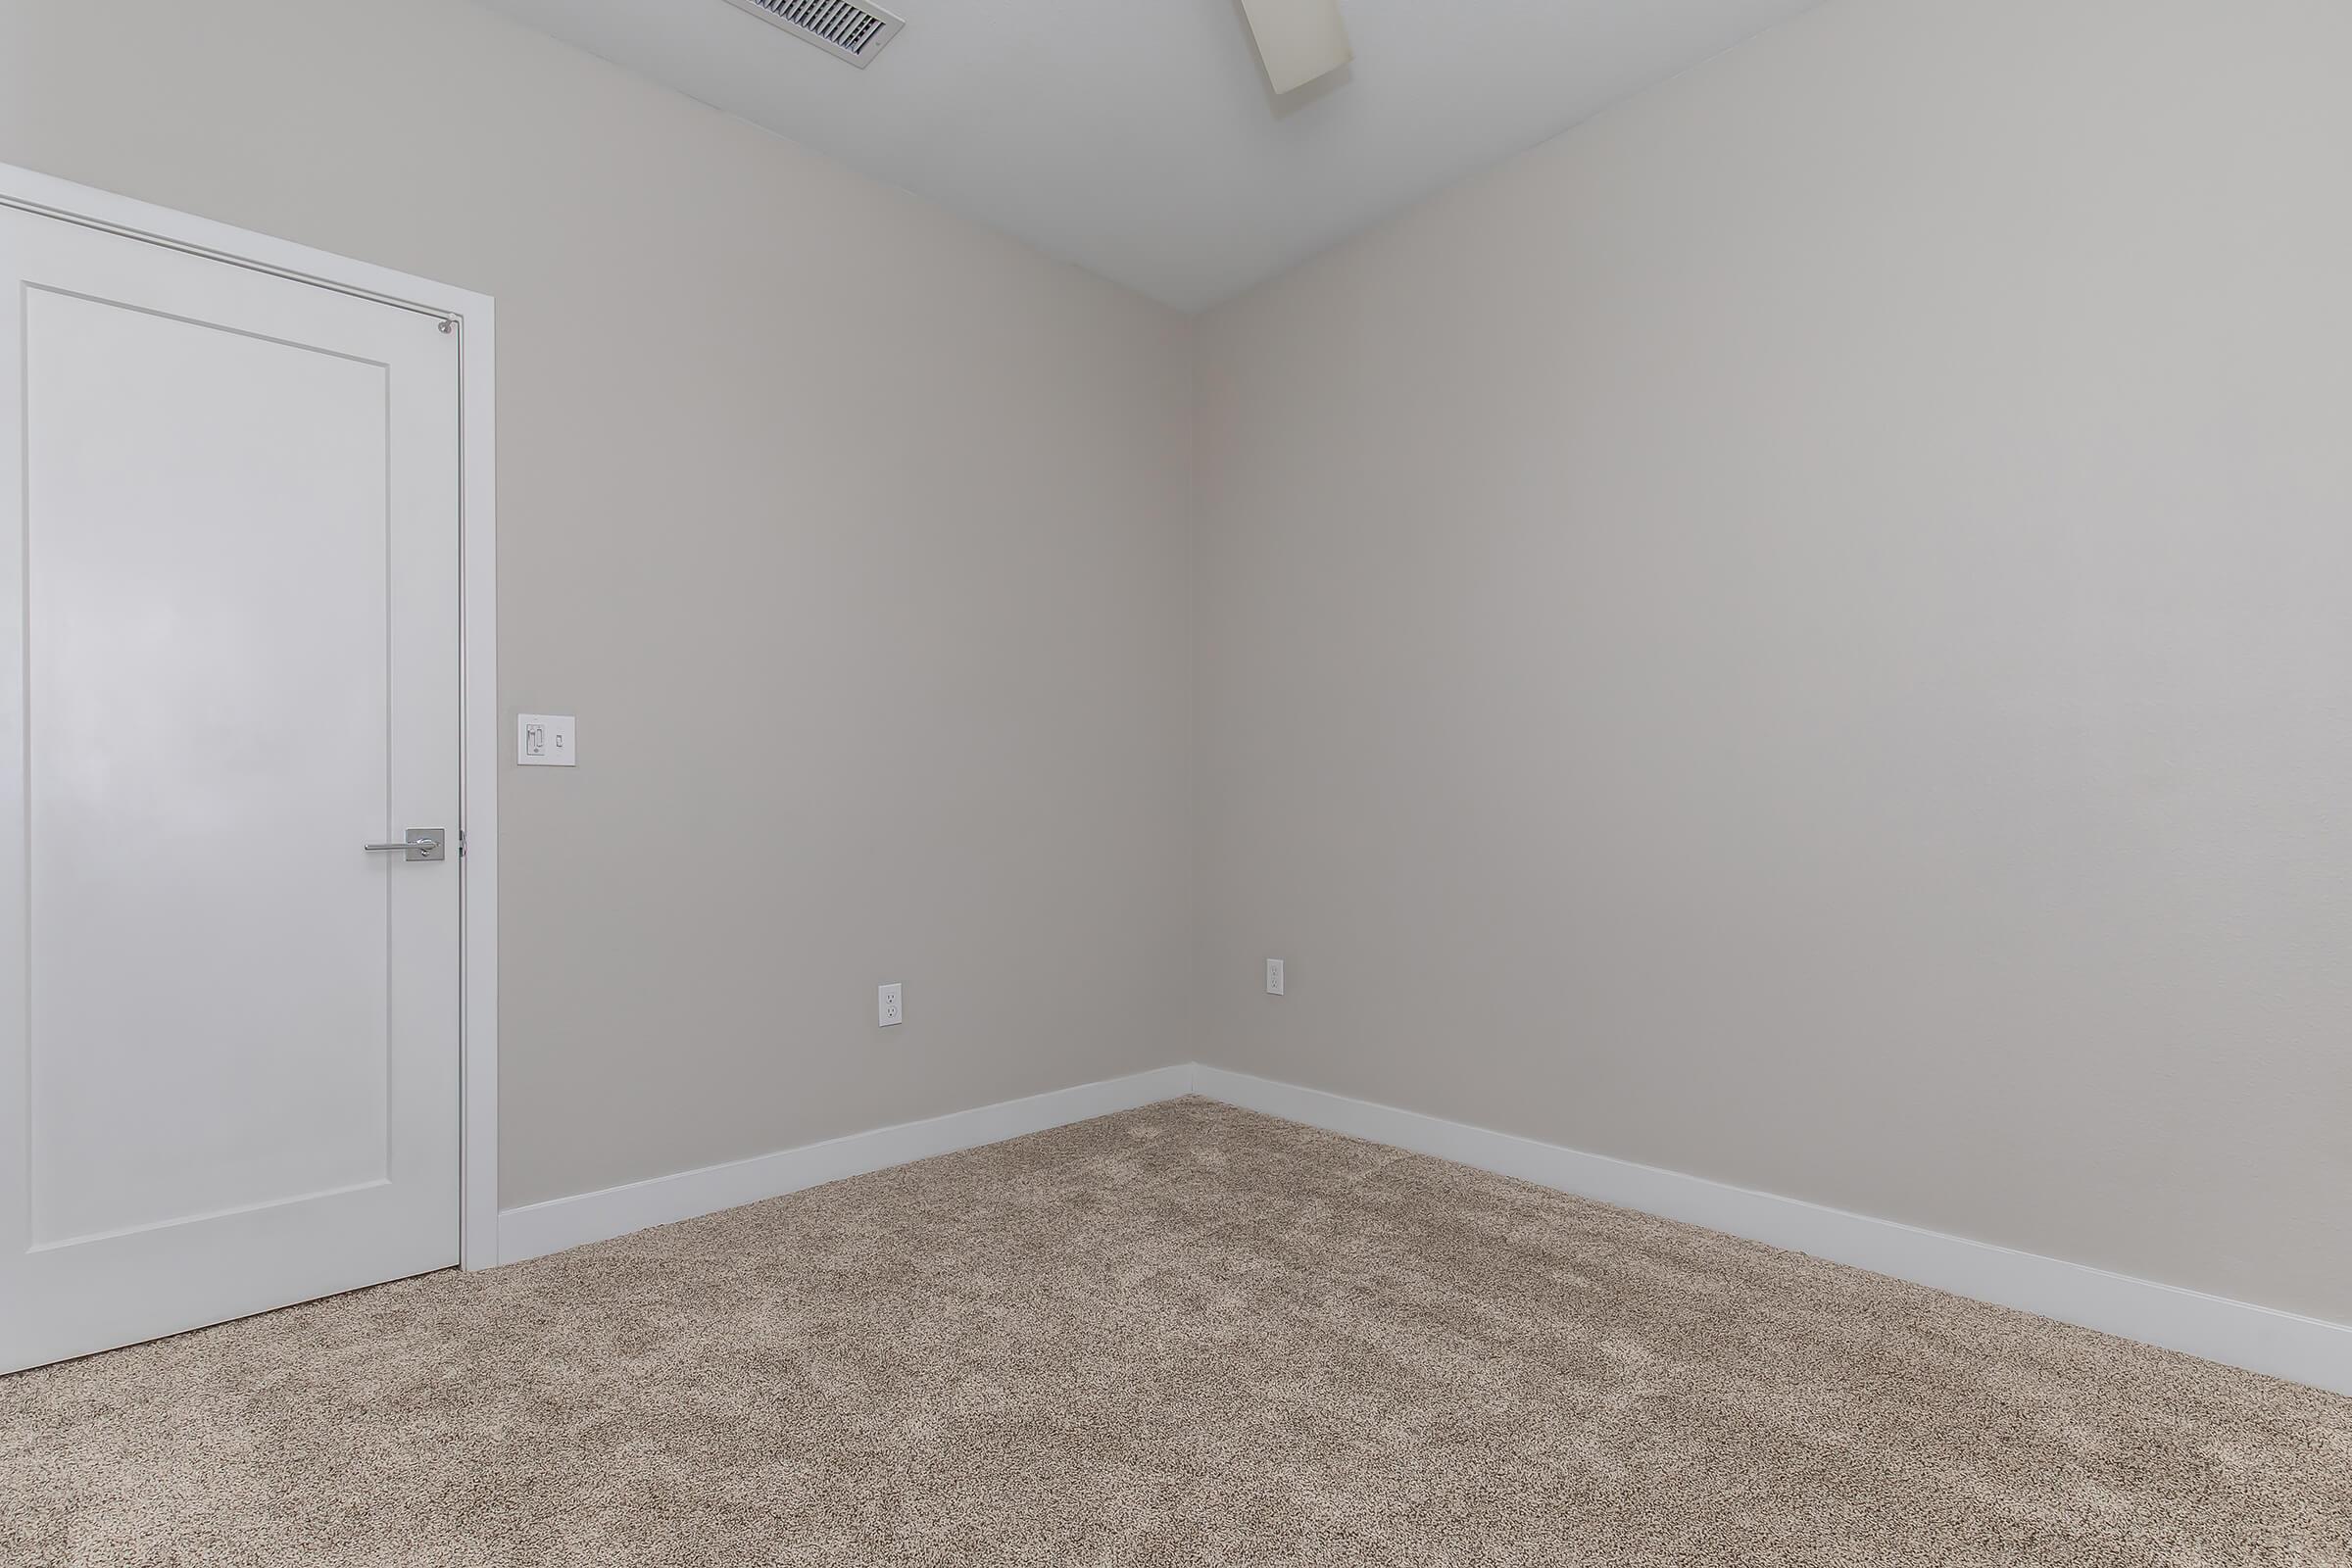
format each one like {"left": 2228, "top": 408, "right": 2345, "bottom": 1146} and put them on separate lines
{"left": 1193, "top": 0, "right": 2352, "bottom": 1323}
{"left": 9, "top": 0, "right": 2347, "bottom": 1329}
{"left": 0, "top": 0, "right": 1196, "bottom": 1208}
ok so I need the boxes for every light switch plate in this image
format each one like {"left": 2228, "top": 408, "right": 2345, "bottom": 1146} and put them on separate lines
{"left": 516, "top": 713, "right": 576, "bottom": 766}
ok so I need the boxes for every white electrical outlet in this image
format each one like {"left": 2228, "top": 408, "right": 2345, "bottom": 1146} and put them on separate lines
{"left": 878, "top": 983, "right": 904, "bottom": 1027}
{"left": 1266, "top": 958, "right": 1285, "bottom": 996}
{"left": 516, "top": 713, "right": 576, "bottom": 766}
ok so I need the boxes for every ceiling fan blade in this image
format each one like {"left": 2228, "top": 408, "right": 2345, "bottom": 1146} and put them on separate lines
{"left": 1239, "top": 0, "right": 1353, "bottom": 95}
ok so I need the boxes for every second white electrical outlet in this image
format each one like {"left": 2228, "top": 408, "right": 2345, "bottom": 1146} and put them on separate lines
{"left": 878, "top": 983, "right": 904, "bottom": 1027}
{"left": 1266, "top": 958, "right": 1285, "bottom": 996}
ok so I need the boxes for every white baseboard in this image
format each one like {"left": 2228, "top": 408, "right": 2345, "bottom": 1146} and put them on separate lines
{"left": 497, "top": 1064, "right": 1198, "bottom": 1265}
{"left": 496, "top": 1058, "right": 2350, "bottom": 1397}
{"left": 1190, "top": 1065, "right": 2352, "bottom": 1397}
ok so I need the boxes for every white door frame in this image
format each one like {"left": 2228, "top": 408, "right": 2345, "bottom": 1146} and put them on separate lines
{"left": 0, "top": 161, "right": 502, "bottom": 1271}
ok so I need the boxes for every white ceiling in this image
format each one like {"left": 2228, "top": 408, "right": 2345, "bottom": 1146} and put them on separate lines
{"left": 479, "top": 0, "right": 1827, "bottom": 312}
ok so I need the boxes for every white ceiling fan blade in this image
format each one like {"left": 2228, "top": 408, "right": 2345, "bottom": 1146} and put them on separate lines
{"left": 1239, "top": 0, "right": 1353, "bottom": 95}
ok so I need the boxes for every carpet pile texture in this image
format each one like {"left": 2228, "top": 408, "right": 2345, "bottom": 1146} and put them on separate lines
{"left": 4, "top": 1097, "right": 2348, "bottom": 1565}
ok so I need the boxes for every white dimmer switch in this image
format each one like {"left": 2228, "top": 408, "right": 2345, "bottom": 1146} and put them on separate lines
{"left": 517, "top": 713, "right": 576, "bottom": 766}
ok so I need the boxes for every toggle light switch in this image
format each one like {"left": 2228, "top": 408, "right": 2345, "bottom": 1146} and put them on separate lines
{"left": 517, "top": 713, "right": 576, "bottom": 766}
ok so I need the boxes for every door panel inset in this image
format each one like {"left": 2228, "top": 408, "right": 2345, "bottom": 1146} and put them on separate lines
{"left": 25, "top": 291, "right": 396, "bottom": 1248}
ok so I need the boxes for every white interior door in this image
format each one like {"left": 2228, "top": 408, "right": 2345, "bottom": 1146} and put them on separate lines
{"left": 0, "top": 206, "right": 463, "bottom": 1373}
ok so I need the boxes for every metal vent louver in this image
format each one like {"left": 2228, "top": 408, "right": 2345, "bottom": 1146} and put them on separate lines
{"left": 717, "top": 0, "right": 905, "bottom": 67}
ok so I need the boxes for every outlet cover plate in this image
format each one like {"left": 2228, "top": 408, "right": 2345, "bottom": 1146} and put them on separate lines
{"left": 878, "top": 983, "right": 904, "bottom": 1027}
{"left": 1266, "top": 958, "right": 1285, "bottom": 996}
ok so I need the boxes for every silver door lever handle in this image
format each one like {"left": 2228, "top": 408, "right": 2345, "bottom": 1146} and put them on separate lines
{"left": 363, "top": 829, "right": 446, "bottom": 862}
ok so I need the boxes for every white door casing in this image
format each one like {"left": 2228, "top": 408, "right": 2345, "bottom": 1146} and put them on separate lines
{"left": 0, "top": 196, "right": 485, "bottom": 1372}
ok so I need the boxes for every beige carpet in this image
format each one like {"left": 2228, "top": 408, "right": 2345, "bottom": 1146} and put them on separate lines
{"left": 3, "top": 1099, "right": 2347, "bottom": 1566}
